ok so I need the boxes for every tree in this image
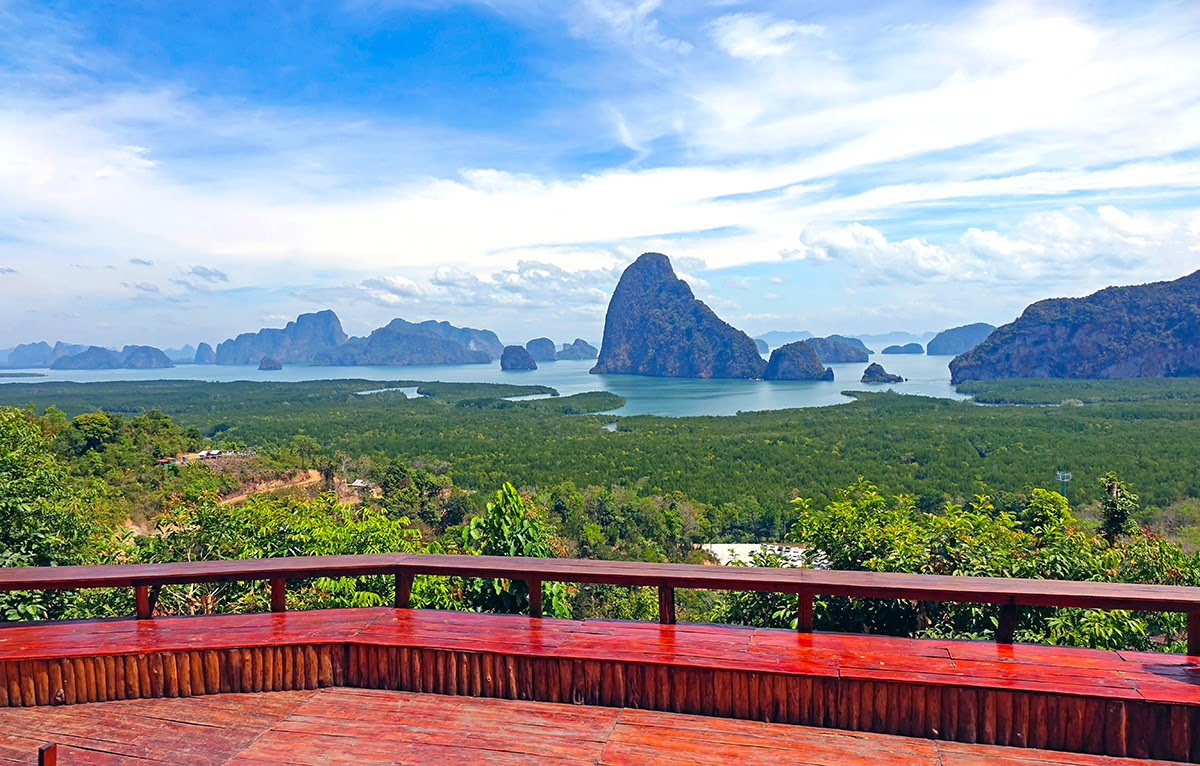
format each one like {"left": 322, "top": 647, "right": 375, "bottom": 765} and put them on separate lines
{"left": 0, "top": 408, "right": 106, "bottom": 619}
{"left": 290, "top": 435, "right": 321, "bottom": 468}
{"left": 1099, "top": 472, "right": 1138, "bottom": 544}
{"left": 461, "top": 483, "right": 570, "bottom": 617}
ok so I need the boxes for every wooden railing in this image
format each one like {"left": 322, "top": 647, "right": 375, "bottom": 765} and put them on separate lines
{"left": 3, "top": 552, "right": 1200, "bottom": 653}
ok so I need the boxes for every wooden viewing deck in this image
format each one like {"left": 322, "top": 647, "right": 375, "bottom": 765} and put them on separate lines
{"left": 4, "top": 554, "right": 1200, "bottom": 762}
{"left": 1, "top": 609, "right": 1200, "bottom": 762}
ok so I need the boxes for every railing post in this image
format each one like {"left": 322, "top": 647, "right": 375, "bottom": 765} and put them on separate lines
{"left": 528, "top": 579, "right": 542, "bottom": 618}
{"left": 38, "top": 743, "right": 56, "bottom": 766}
{"left": 996, "top": 599, "right": 1017, "bottom": 644}
{"left": 658, "top": 585, "right": 676, "bottom": 625}
{"left": 395, "top": 572, "right": 413, "bottom": 609}
{"left": 270, "top": 578, "right": 287, "bottom": 613}
{"left": 797, "top": 590, "right": 813, "bottom": 633}
{"left": 1189, "top": 612, "right": 1200, "bottom": 656}
{"left": 135, "top": 585, "right": 151, "bottom": 620}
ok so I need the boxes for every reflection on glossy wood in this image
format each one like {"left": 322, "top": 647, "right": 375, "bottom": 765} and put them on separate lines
{"left": 2, "top": 609, "right": 1200, "bottom": 761}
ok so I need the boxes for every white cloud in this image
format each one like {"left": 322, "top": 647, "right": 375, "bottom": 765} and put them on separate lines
{"left": 568, "top": 0, "right": 692, "bottom": 54}
{"left": 786, "top": 206, "right": 1200, "bottom": 288}
{"left": 1, "top": 0, "right": 1199, "bottom": 344}
{"left": 710, "top": 13, "right": 823, "bottom": 59}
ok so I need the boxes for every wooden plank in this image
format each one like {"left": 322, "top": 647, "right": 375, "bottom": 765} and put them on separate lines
{"left": 5, "top": 551, "right": 1200, "bottom": 618}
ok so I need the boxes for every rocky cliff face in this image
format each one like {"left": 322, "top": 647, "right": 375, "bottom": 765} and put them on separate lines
{"left": 314, "top": 326, "right": 490, "bottom": 366}
{"left": 194, "top": 343, "right": 216, "bottom": 364}
{"left": 213, "top": 311, "right": 497, "bottom": 366}
{"left": 926, "top": 323, "right": 996, "bottom": 356}
{"left": 258, "top": 356, "right": 282, "bottom": 370}
{"left": 861, "top": 362, "right": 903, "bottom": 383}
{"left": 50, "top": 345, "right": 173, "bottom": 370}
{"left": 383, "top": 319, "right": 503, "bottom": 359}
{"left": 526, "top": 338, "right": 558, "bottom": 361}
{"left": 950, "top": 271, "right": 1200, "bottom": 383}
{"left": 6, "top": 341, "right": 85, "bottom": 368}
{"left": 216, "top": 310, "right": 348, "bottom": 365}
{"left": 591, "top": 253, "right": 766, "bottom": 379}
{"left": 500, "top": 345, "right": 537, "bottom": 370}
{"left": 805, "top": 336, "right": 869, "bottom": 363}
{"left": 556, "top": 339, "right": 599, "bottom": 360}
{"left": 763, "top": 342, "right": 834, "bottom": 380}
{"left": 121, "top": 346, "right": 174, "bottom": 369}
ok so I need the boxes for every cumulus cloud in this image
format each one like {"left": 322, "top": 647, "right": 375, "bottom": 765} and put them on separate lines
{"left": 122, "top": 281, "right": 159, "bottom": 293}
{"left": 128, "top": 258, "right": 153, "bottom": 266}
{"left": 787, "top": 206, "right": 1200, "bottom": 288}
{"left": 359, "top": 275, "right": 424, "bottom": 305}
{"left": 0, "top": 267, "right": 15, "bottom": 275}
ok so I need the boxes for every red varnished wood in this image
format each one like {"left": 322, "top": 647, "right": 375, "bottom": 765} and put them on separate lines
{"left": 0, "top": 688, "right": 1183, "bottom": 765}
{"left": 1, "top": 608, "right": 1198, "bottom": 707}
{"left": 7, "top": 553, "right": 1200, "bottom": 618}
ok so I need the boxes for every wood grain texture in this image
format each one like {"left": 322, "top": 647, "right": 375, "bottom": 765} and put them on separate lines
{"left": 0, "top": 609, "right": 1198, "bottom": 760}
{"left": 0, "top": 687, "right": 1186, "bottom": 766}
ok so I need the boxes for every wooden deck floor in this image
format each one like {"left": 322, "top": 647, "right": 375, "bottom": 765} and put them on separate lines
{"left": 0, "top": 688, "right": 1183, "bottom": 765}
{"left": 1, "top": 608, "right": 1196, "bottom": 705}
{"left": 4, "top": 609, "right": 1200, "bottom": 760}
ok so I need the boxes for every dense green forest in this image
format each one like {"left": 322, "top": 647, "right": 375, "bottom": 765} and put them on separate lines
{"left": 5, "top": 377, "right": 1200, "bottom": 527}
{"left": 4, "top": 396, "right": 1200, "bottom": 653}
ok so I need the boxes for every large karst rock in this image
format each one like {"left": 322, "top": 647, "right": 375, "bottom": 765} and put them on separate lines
{"left": 882, "top": 343, "right": 924, "bottom": 355}
{"left": 500, "top": 345, "right": 537, "bottom": 370}
{"left": 383, "top": 318, "right": 503, "bottom": 359}
{"left": 805, "top": 336, "right": 869, "bottom": 363}
{"left": 591, "top": 253, "right": 766, "bottom": 379}
{"left": 50, "top": 345, "right": 174, "bottom": 370}
{"left": 216, "top": 310, "right": 348, "bottom": 365}
{"left": 861, "top": 362, "right": 903, "bottom": 383}
{"left": 194, "top": 342, "right": 216, "bottom": 364}
{"left": 212, "top": 311, "right": 498, "bottom": 366}
{"left": 763, "top": 342, "right": 834, "bottom": 381}
{"left": 950, "top": 271, "right": 1200, "bottom": 383}
{"left": 926, "top": 323, "right": 996, "bottom": 356}
{"left": 5, "top": 341, "right": 85, "bottom": 368}
{"left": 526, "top": 338, "right": 558, "bottom": 361}
{"left": 556, "top": 339, "right": 599, "bottom": 360}
{"left": 317, "top": 324, "right": 491, "bottom": 366}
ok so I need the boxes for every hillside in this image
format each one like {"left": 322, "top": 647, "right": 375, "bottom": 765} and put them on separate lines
{"left": 951, "top": 271, "right": 1200, "bottom": 383}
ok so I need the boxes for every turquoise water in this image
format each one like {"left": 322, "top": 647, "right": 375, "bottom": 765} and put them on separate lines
{"left": 0, "top": 355, "right": 966, "bottom": 417}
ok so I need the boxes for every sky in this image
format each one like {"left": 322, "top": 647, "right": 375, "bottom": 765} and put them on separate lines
{"left": 1, "top": 0, "right": 1199, "bottom": 349}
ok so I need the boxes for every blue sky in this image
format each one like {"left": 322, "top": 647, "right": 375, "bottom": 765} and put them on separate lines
{"left": 1, "top": 0, "right": 1199, "bottom": 348}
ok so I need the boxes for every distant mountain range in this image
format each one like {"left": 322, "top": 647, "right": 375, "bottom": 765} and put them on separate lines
{"left": 22, "top": 265, "right": 1192, "bottom": 384}
{"left": 212, "top": 311, "right": 503, "bottom": 367}
{"left": 0, "top": 312, "right": 597, "bottom": 370}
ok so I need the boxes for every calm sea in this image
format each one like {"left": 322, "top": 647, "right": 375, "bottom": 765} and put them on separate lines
{"left": 0, "top": 354, "right": 966, "bottom": 417}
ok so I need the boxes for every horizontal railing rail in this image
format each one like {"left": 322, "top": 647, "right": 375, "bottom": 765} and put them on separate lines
{"left": 3, "top": 552, "right": 1200, "bottom": 653}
